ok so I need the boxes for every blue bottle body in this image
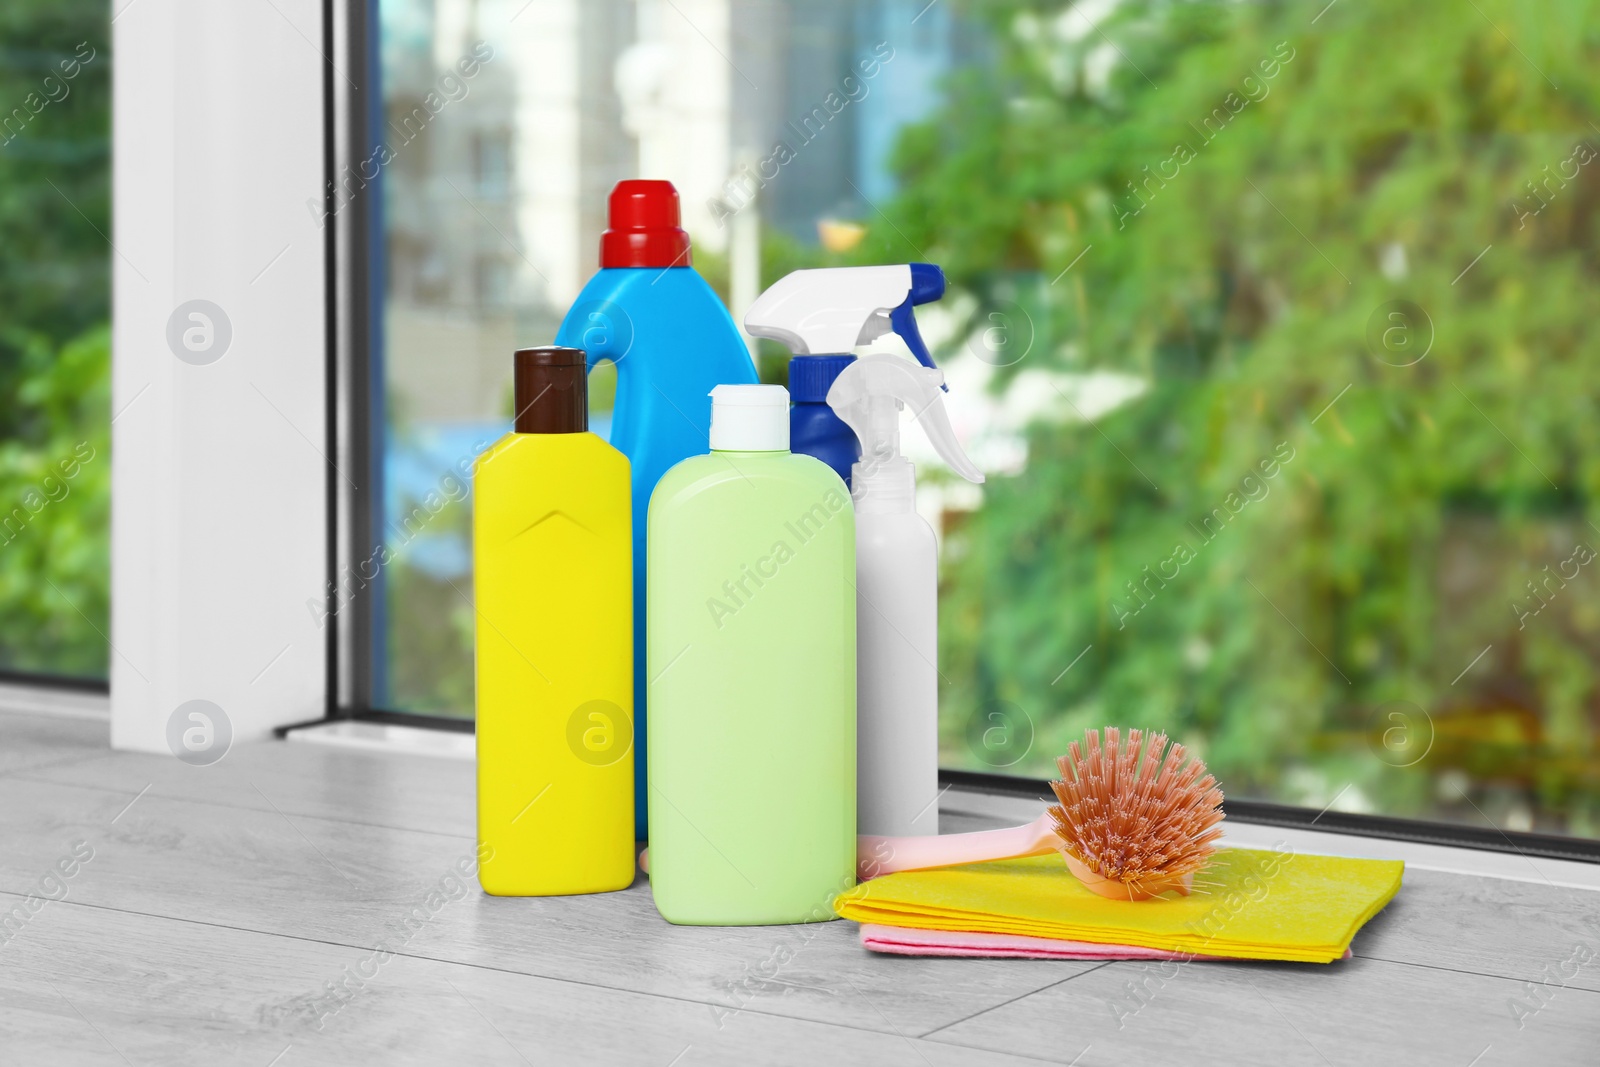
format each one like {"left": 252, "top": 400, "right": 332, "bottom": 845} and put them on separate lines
{"left": 556, "top": 266, "right": 758, "bottom": 837}
{"left": 792, "top": 398, "right": 860, "bottom": 489}
{"left": 787, "top": 353, "right": 861, "bottom": 490}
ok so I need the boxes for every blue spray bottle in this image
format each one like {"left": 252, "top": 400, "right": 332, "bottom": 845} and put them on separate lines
{"left": 743, "top": 264, "right": 947, "bottom": 488}
{"left": 555, "top": 180, "right": 758, "bottom": 837}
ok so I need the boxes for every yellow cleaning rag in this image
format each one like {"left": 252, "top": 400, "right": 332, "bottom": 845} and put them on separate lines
{"left": 833, "top": 846, "right": 1403, "bottom": 964}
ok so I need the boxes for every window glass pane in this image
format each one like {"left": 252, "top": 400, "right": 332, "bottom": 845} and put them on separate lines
{"left": 0, "top": 6, "right": 110, "bottom": 680}
{"left": 375, "top": 0, "right": 1599, "bottom": 839}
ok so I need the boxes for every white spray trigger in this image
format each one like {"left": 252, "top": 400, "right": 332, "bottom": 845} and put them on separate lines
{"left": 827, "top": 354, "right": 984, "bottom": 487}
{"left": 744, "top": 266, "right": 914, "bottom": 355}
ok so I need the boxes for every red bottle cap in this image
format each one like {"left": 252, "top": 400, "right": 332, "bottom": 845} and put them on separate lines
{"left": 599, "top": 180, "right": 693, "bottom": 268}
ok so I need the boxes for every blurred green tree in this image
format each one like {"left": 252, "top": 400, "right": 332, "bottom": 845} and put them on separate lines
{"left": 864, "top": 0, "right": 1600, "bottom": 833}
{"left": 0, "top": 1, "right": 111, "bottom": 676}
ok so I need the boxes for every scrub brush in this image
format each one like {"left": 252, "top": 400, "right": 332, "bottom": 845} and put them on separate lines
{"left": 859, "top": 728, "right": 1225, "bottom": 901}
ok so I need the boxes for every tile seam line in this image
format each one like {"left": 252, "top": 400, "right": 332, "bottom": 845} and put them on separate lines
{"left": 918, "top": 1028, "right": 1100, "bottom": 1066}
{"left": 0, "top": 891, "right": 1023, "bottom": 1042}
{"left": 0, "top": 753, "right": 114, "bottom": 782}
{"left": 6, "top": 771, "right": 479, "bottom": 842}
{"left": 912, "top": 952, "right": 1598, "bottom": 1049}
{"left": 917, "top": 961, "right": 1114, "bottom": 1039}
{"left": 1353, "top": 951, "right": 1600, "bottom": 993}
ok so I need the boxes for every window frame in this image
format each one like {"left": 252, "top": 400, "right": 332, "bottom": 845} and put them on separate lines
{"left": 323, "top": 0, "right": 473, "bottom": 735}
{"left": 108, "top": 0, "right": 329, "bottom": 748}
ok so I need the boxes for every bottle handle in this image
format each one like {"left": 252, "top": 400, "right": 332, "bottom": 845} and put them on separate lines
{"left": 554, "top": 299, "right": 632, "bottom": 373}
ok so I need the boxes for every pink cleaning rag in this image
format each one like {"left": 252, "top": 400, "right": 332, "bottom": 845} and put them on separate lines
{"left": 859, "top": 924, "right": 1352, "bottom": 961}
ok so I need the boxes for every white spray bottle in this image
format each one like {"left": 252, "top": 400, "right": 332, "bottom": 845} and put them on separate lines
{"left": 827, "top": 353, "right": 984, "bottom": 837}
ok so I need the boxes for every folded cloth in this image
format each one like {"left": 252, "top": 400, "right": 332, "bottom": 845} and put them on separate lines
{"left": 835, "top": 847, "right": 1401, "bottom": 965}
{"left": 858, "top": 923, "right": 1352, "bottom": 960}
{"left": 864, "top": 924, "right": 1202, "bottom": 960}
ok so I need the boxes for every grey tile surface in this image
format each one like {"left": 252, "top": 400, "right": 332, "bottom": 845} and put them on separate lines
{"left": 17, "top": 734, "right": 475, "bottom": 837}
{"left": 1350, "top": 865, "right": 1600, "bottom": 995}
{"left": 2, "top": 712, "right": 1597, "bottom": 1066}
{"left": 931, "top": 955, "right": 1600, "bottom": 1066}
{"left": 0, "top": 709, "right": 107, "bottom": 777}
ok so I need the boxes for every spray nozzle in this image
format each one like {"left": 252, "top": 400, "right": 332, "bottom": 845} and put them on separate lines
{"left": 744, "top": 263, "right": 949, "bottom": 388}
{"left": 827, "top": 354, "right": 983, "bottom": 508}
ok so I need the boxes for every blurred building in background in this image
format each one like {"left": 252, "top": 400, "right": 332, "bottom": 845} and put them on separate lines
{"left": 379, "top": 0, "right": 955, "bottom": 425}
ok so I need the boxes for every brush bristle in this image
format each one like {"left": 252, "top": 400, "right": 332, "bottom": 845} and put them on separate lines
{"left": 1048, "top": 727, "right": 1225, "bottom": 886}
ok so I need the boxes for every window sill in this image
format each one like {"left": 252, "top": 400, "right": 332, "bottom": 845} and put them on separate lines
{"left": 0, "top": 678, "right": 109, "bottom": 721}
{"left": 285, "top": 718, "right": 474, "bottom": 760}
{"left": 941, "top": 783, "right": 1600, "bottom": 892}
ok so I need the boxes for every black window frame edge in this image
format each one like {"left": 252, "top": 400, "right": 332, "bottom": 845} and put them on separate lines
{"left": 284, "top": 0, "right": 1600, "bottom": 866}
{"left": 944, "top": 769, "right": 1600, "bottom": 864}
{"left": 325, "top": 0, "right": 378, "bottom": 731}
{"left": 322, "top": 0, "right": 345, "bottom": 728}
{"left": 0, "top": 669, "right": 107, "bottom": 695}
{"left": 284, "top": 0, "right": 472, "bottom": 740}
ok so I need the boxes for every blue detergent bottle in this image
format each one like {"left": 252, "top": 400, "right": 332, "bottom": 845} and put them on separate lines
{"left": 744, "top": 264, "right": 947, "bottom": 488}
{"left": 554, "top": 179, "right": 758, "bottom": 839}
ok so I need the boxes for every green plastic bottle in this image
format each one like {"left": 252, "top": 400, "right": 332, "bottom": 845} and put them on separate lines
{"left": 647, "top": 384, "right": 857, "bottom": 925}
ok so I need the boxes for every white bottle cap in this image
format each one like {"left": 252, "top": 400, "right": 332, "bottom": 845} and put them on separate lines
{"left": 709, "top": 384, "right": 790, "bottom": 451}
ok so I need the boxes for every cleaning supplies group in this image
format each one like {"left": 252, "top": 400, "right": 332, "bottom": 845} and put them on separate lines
{"left": 474, "top": 181, "right": 972, "bottom": 923}
{"left": 471, "top": 179, "right": 1404, "bottom": 963}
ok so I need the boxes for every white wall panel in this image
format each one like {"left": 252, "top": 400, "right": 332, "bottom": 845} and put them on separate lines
{"left": 112, "top": 0, "right": 328, "bottom": 752}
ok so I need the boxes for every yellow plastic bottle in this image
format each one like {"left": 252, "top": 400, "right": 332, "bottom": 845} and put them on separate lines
{"left": 473, "top": 345, "right": 634, "bottom": 895}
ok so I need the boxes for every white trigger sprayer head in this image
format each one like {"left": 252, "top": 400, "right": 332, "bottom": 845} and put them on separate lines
{"left": 826, "top": 354, "right": 983, "bottom": 509}
{"left": 743, "top": 264, "right": 947, "bottom": 381}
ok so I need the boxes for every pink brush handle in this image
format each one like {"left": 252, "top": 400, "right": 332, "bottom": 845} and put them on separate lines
{"left": 857, "top": 812, "right": 1058, "bottom": 881}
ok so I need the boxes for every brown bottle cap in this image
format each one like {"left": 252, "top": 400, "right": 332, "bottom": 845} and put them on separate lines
{"left": 513, "top": 346, "right": 587, "bottom": 434}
